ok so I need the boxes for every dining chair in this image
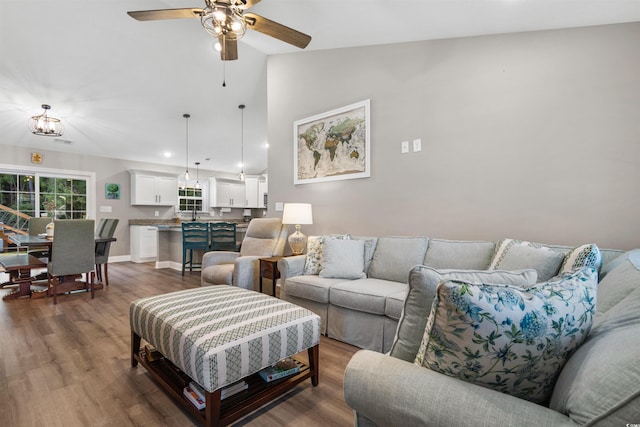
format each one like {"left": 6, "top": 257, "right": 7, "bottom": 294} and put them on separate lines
{"left": 27, "top": 217, "right": 51, "bottom": 260}
{"left": 47, "top": 219, "right": 95, "bottom": 304}
{"left": 95, "top": 218, "right": 119, "bottom": 286}
{"left": 95, "top": 218, "right": 107, "bottom": 238}
{"left": 182, "top": 222, "right": 209, "bottom": 276}
{"left": 209, "top": 222, "right": 238, "bottom": 252}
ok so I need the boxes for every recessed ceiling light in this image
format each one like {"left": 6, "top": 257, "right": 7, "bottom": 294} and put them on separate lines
{"left": 163, "top": 151, "right": 172, "bottom": 157}
{"left": 264, "top": 142, "right": 270, "bottom": 148}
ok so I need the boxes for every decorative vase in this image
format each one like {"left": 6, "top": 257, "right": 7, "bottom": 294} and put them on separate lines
{"left": 46, "top": 220, "right": 55, "bottom": 237}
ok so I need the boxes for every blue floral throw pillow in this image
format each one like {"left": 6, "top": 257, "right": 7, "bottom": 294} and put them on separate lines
{"left": 414, "top": 267, "right": 598, "bottom": 404}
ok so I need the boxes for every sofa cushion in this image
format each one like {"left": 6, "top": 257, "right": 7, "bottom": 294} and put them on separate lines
{"left": 389, "top": 266, "right": 538, "bottom": 363}
{"left": 283, "top": 275, "right": 344, "bottom": 303}
{"left": 549, "top": 266, "right": 640, "bottom": 425}
{"left": 201, "top": 263, "right": 234, "bottom": 286}
{"left": 385, "top": 290, "right": 407, "bottom": 320}
{"left": 368, "top": 237, "right": 428, "bottom": 283}
{"left": 594, "top": 249, "right": 640, "bottom": 320}
{"left": 558, "top": 243, "right": 602, "bottom": 274}
{"left": 423, "top": 239, "right": 495, "bottom": 270}
{"left": 351, "top": 236, "right": 378, "bottom": 272}
{"left": 330, "top": 278, "right": 408, "bottom": 316}
{"left": 303, "top": 234, "right": 350, "bottom": 275}
{"left": 414, "top": 267, "right": 598, "bottom": 404}
{"left": 320, "top": 239, "right": 366, "bottom": 279}
{"left": 489, "top": 238, "right": 567, "bottom": 281}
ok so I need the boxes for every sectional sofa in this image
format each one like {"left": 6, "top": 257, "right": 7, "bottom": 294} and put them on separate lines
{"left": 278, "top": 235, "right": 617, "bottom": 353}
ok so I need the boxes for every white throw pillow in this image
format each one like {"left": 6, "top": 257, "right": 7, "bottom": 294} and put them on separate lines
{"left": 319, "top": 239, "right": 366, "bottom": 280}
{"left": 303, "top": 234, "right": 350, "bottom": 275}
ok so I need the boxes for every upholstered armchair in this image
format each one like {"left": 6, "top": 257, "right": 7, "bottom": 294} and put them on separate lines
{"left": 201, "top": 218, "right": 288, "bottom": 290}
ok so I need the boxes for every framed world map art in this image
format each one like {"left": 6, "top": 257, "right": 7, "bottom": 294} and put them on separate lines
{"left": 294, "top": 99, "right": 370, "bottom": 185}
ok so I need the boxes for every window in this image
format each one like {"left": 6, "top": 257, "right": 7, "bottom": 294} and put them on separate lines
{"left": 0, "top": 165, "right": 95, "bottom": 232}
{"left": 179, "top": 186, "right": 203, "bottom": 212}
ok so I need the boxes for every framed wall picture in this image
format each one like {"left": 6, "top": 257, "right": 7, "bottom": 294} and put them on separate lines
{"left": 105, "top": 183, "right": 120, "bottom": 200}
{"left": 294, "top": 99, "right": 371, "bottom": 185}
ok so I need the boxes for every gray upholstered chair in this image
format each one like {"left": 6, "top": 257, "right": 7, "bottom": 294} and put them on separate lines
{"left": 201, "top": 218, "right": 288, "bottom": 290}
{"left": 47, "top": 219, "right": 95, "bottom": 304}
{"left": 95, "top": 218, "right": 119, "bottom": 285}
{"left": 27, "top": 217, "right": 51, "bottom": 260}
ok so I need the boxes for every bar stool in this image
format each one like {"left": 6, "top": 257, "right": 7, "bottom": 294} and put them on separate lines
{"left": 182, "top": 222, "right": 209, "bottom": 275}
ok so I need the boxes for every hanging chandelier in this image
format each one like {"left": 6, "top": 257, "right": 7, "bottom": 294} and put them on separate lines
{"left": 29, "top": 104, "right": 64, "bottom": 137}
{"left": 195, "top": 162, "right": 201, "bottom": 189}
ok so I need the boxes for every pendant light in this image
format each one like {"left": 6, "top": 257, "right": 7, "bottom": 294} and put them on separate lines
{"left": 183, "top": 113, "right": 191, "bottom": 180}
{"left": 195, "top": 162, "right": 201, "bottom": 189}
{"left": 29, "top": 104, "right": 64, "bottom": 137}
{"left": 239, "top": 104, "right": 245, "bottom": 181}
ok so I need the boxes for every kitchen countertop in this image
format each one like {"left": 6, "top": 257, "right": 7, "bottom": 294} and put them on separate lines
{"left": 128, "top": 219, "right": 249, "bottom": 229}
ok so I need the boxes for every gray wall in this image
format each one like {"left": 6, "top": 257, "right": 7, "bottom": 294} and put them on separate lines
{"left": 267, "top": 23, "right": 640, "bottom": 250}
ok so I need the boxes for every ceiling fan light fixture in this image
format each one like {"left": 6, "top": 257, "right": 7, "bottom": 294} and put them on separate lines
{"left": 29, "top": 104, "right": 64, "bottom": 137}
{"left": 201, "top": 6, "right": 246, "bottom": 40}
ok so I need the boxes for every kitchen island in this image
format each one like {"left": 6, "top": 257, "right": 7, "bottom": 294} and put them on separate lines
{"left": 129, "top": 219, "right": 248, "bottom": 271}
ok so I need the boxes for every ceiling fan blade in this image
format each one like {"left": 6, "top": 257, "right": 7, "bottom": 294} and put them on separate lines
{"left": 219, "top": 36, "right": 238, "bottom": 61}
{"left": 127, "top": 8, "right": 204, "bottom": 21}
{"left": 235, "top": 0, "right": 261, "bottom": 10}
{"left": 243, "top": 12, "right": 311, "bottom": 49}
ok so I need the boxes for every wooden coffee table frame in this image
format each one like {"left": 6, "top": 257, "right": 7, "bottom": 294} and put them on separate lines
{"left": 131, "top": 331, "right": 319, "bottom": 427}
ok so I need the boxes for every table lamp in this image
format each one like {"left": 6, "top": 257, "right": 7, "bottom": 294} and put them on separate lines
{"left": 282, "top": 203, "right": 313, "bottom": 255}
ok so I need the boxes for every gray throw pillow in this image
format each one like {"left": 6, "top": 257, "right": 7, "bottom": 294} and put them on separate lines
{"left": 319, "top": 239, "right": 366, "bottom": 280}
{"left": 490, "top": 239, "right": 566, "bottom": 282}
{"left": 389, "top": 266, "right": 538, "bottom": 363}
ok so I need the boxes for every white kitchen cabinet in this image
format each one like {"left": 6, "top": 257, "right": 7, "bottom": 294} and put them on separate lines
{"left": 130, "top": 225, "right": 158, "bottom": 262}
{"left": 130, "top": 170, "right": 178, "bottom": 206}
{"left": 244, "top": 176, "right": 260, "bottom": 208}
{"left": 243, "top": 175, "right": 268, "bottom": 208}
{"left": 209, "top": 177, "right": 245, "bottom": 207}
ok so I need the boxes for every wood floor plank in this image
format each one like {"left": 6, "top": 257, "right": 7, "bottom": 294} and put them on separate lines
{"left": 0, "top": 262, "right": 359, "bottom": 426}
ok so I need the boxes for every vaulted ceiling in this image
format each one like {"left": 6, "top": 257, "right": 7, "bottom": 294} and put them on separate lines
{"left": 1, "top": 0, "right": 638, "bottom": 175}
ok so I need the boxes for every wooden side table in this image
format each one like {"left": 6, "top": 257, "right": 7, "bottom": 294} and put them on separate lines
{"left": 259, "top": 256, "right": 285, "bottom": 297}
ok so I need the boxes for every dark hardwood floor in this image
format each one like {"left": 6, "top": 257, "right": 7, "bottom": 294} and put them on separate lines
{"left": 0, "top": 262, "right": 358, "bottom": 426}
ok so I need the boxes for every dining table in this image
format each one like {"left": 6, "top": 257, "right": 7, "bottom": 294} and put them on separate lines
{"left": 0, "top": 234, "right": 117, "bottom": 300}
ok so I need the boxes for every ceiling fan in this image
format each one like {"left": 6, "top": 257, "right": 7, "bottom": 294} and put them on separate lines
{"left": 127, "top": 0, "right": 311, "bottom": 61}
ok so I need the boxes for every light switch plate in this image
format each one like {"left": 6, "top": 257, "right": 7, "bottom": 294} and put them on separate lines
{"left": 401, "top": 141, "right": 409, "bottom": 153}
{"left": 413, "top": 139, "right": 422, "bottom": 152}
{"left": 275, "top": 202, "right": 284, "bottom": 211}
{"left": 99, "top": 205, "right": 112, "bottom": 213}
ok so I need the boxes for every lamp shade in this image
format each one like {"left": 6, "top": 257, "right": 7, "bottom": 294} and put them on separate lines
{"left": 282, "top": 203, "right": 313, "bottom": 225}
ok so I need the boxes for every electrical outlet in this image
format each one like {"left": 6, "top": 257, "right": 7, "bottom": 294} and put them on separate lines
{"left": 401, "top": 141, "right": 409, "bottom": 154}
{"left": 413, "top": 138, "right": 422, "bottom": 152}
{"left": 275, "top": 202, "right": 284, "bottom": 212}
{"left": 154, "top": 210, "right": 159, "bottom": 217}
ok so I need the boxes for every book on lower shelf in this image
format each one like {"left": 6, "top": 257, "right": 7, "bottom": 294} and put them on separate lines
{"left": 188, "top": 380, "right": 248, "bottom": 403}
{"left": 259, "top": 358, "right": 301, "bottom": 382}
{"left": 144, "top": 343, "right": 163, "bottom": 362}
{"left": 183, "top": 385, "right": 206, "bottom": 410}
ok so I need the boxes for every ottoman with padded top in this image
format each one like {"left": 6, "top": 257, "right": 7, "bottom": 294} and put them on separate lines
{"left": 130, "top": 285, "right": 320, "bottom": 427}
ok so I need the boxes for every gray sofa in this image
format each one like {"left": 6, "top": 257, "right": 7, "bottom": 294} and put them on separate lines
{"left": 279, "top": 235, "right": 639, "bottom": 425}
{"left": 279, "top": 236, "right": 620, "bottom": 353}
{"left": 343, "top": 249, "right": 640, "bottom": 426}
